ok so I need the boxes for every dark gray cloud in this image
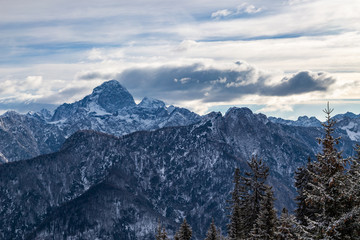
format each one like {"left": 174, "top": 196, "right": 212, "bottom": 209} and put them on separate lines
{"left": 265, "top": 72, "right": 331, "bottom": 96}
{"left": 80, "top": 63, "right": 336, "bottom": 103}
{"left": 78, "top": 72, "right": 114, "bottom": 81}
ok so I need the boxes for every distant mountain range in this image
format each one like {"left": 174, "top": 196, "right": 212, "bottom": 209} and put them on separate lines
{"left": 0, "top": 80, "right": 359, "bottom": 239}
{"left": 0, "top": 80, "right": 200, "bottom": 163}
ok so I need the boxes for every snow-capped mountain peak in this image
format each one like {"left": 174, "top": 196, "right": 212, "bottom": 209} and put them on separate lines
{"left": 138, "top": 97, "right": 166, "bottom": 109}
{"left": 88, "top": 80, "right": 136, "bottom": 113}
{"left": 51, "top": 80, "right": 136, "bottom": 121}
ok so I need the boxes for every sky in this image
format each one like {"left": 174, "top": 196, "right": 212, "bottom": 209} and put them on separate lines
{"left": 0, "top": 0, "right": 360, "bottom": 120}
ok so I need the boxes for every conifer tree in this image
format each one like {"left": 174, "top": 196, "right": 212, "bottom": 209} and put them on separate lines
{"left": 176, "top": 219, "right": 192, "bottom": 240}
{"left": 227, "top": 168, "right": 245, "bottom": 239}
{"left": 242, "top": 155, "right": 269, "bottom": 237}
{"left": 349, "top": 144, "right": 360, "bottom": 207}
{"left": 155, "top": 220, "right": 169, "bottom": 240}
{"left": 302, "top": 103, "right": 349, "bottom": 239}
{"left": 249, "top": 186, "right": 277, "bottom": 240}
{"left": 338, "top": 144, "right": 360, "bottom": 238}
{"left": 161, "top": 227, "right": 169, "bottom": 240}
{"left": 294, "top": 157, "right": 316, "bottom": 226}
{"left": 205, "top": 219, "right": 220, "bottom": 240}
{"left": 276, "top": 208, "right": 298, "bottom": 240}
{"left": 174, "top": 232, "right": 180, "bottom": 240}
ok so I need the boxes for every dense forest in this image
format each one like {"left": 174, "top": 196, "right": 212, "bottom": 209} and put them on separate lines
{"left": 156, "top": 104, "right": 360, "bottom": 240}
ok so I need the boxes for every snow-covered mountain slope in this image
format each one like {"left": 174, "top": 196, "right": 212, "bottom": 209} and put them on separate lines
{"left": 269, "top": 112, "right": 360, "bottom": 142}
{"left": 0, "top": 80, "right": 201, "bottom": 163}
{"left": 1, "top": 107, "right": 358, "bottom": 239}
{"left": 49, "top": 80, "right": 201, "bottom": 138}
{"left": 334, "top": 113, "right": 360, "bottom": 141}
{"left": 268, "top": 116, "right": 322, "bottom": 127}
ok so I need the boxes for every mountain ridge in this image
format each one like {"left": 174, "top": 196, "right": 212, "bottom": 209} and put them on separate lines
{"left": 0, "top": 80, "right": 201, "bottom": 163}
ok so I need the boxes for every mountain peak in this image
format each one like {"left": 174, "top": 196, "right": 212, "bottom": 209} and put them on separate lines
{"left": 90, "top": 80, "right": 136, "bottom": 113}
{"left": 138, "top": 97, "right": 166, "bottom": 109}
{"left": 225, "top": 107, "right": 253, "bottom": 118}
{"left": 333, "top": 112, "right": 359, "bottom": 121}
{"left": 51, "top": 80, "right": 136, "bottom": 121}
{"left": 92, "top": 80, "right": 124, "bottom": 93}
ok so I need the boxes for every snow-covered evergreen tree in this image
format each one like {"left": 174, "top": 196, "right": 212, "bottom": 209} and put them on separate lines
{"left": 174, "top": 232, "right": 180, "bottom": 240}
{"left": 276, "top": 208, "right": 298, "bottom": 240}
{"left": 302, "top": 103, "right": 349, "bottom": 239}
{"left": 294, "top": 157, "right": 316, "bottom": 226}
{"left": 176, "top": 219, "right": 192, "bottom": 240}
{"left": 339, "top": 144, "right": 360, "bottom": 238}
{"left": 349, "top": 144, "right": 360, "bottom": 208}
{"left": 205, "top": 219, "right": 221, "bottom": 240}
{"left": 249, "top": 186, "right": 277, "bottom": 240}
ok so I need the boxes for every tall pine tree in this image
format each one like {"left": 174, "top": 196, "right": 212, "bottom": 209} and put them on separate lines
{"left": 249, "top": 186, "right": 277, "bottom": 240}
{"left": 227, "top": 168, "right": 245, "bottom": 239}
{"left": 227, "top": 157, "right": 269, "bottom": 239}
{"left": 302, "top": 103, "right": 349, "bottom": 239}
{"left": 242, "top": 155, "right": 269, "bottom": 238}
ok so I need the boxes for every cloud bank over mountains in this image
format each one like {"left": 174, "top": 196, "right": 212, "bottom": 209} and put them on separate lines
{"left": 78, "top": 63, "right": 334, "bottom": 103}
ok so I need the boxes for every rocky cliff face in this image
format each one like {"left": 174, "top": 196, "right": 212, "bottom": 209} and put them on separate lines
{"left": 0, "top": 111, "right": 65, "bottom": 163}
{"left": 0, "top": 80, "right": 201, "bottom": 163}
{"left": 1, "top": 107, "right": 358, "bottom": 239}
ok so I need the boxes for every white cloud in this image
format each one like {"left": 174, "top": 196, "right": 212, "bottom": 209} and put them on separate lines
{"left": 211, "top": 3, "right": 262, "bottom": 20}
{"left": 25, "top": 76, "right": 43, "bottom": 89}
{"left": 236, "top": 3, "right": 262, "bottom": 14}
{"left": 211, "top": 9, "right": 233, "bottom": 19}
{"left": 180, "top": 77, "right": 191, "bottom": 84}
{"left": 174, "top": 40, "right": 199, "bottom": 52}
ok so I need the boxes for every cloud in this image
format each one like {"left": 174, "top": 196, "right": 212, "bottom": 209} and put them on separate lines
{"left": 266, "top": 72, "right": 333, "bottom": 96}
{"left": 109, "top": 62, "right": 336, "bottom": 103}
{"left": 25, "top": 76, "right": 43, "bottom": 89}
{"left": 174, "top": 40, "right": 199, "bottom": 52}
{"left": 77, "top": 72, "right": 114, "bottom": 80}
{"left": 211, "top": 3, "right": 262, "bottom": 20}
{"left": 211, "top": 9, "right": 233, "bottom": 19}
{"left": 236, "top": 3, "right": 262, "bottom": 14}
